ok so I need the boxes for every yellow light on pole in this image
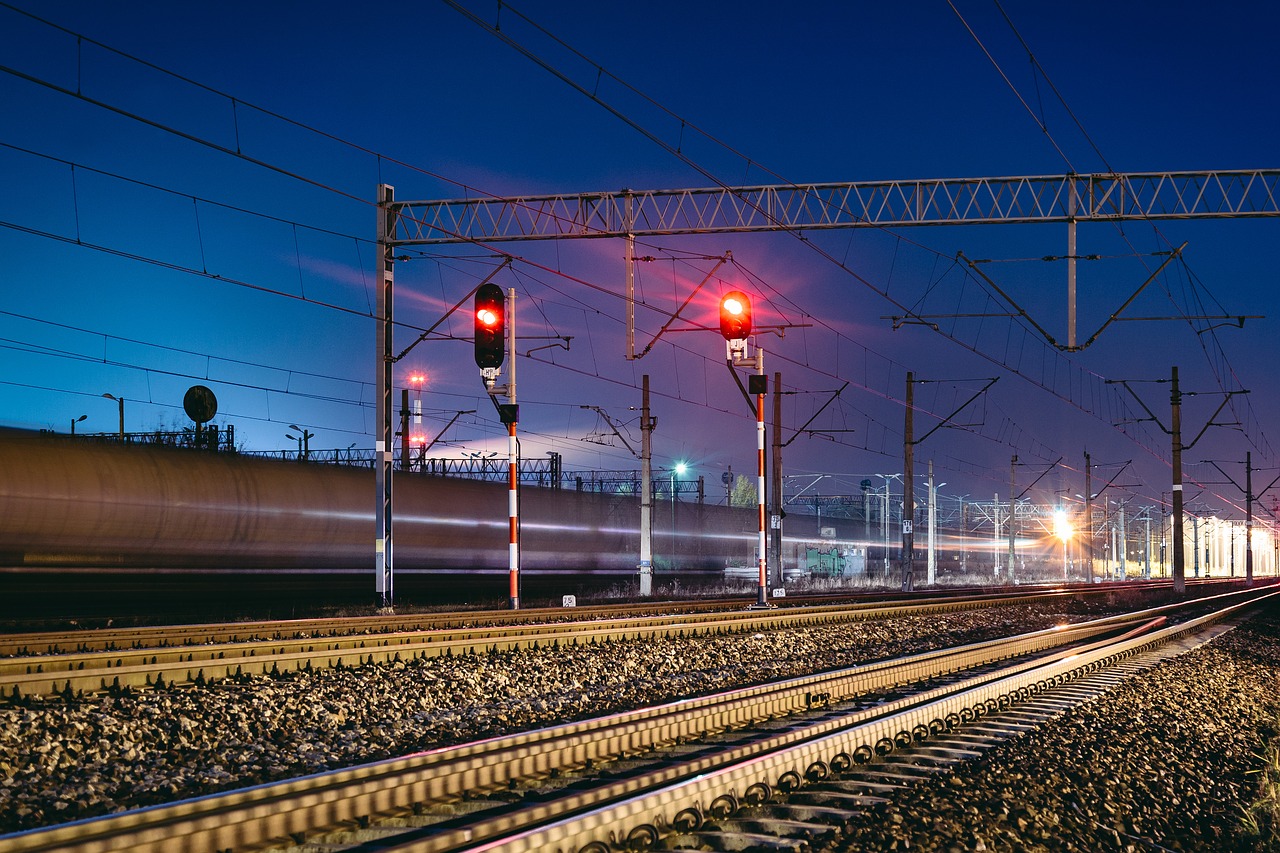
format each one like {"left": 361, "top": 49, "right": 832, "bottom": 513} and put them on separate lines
{"left": 1054, "top": 509, "right": 1073, "bottom": 581}
{"left": 671, "top": 462, "right": 687, "bottom": 569}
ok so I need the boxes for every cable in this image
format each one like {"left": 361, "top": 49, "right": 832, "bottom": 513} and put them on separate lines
{"left": 960, "top": 0, "right": 1271, "bottom": 466}
{"left": 0, "top": 140, "right": 372, "bottom": 246}
{"left": 3, "top": 2, "right": 1256, "bottom": 491}
{"left": 2, "top": 1, "right": 1115, "bottom": 466}
{"left": 440, "top": 2, "right": 1171, "bottom": 460}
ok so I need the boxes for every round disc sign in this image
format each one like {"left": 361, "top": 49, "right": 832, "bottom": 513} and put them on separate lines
{"left": 183, "top": 385, "right": 218, "bottom": 424}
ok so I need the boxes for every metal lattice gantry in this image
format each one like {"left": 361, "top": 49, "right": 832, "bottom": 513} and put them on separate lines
{"left": 389, "top": 170, "right": 1280, "bottom": 244}
{"left": 376, "top": 170, "right": 1279, "bottom": 605}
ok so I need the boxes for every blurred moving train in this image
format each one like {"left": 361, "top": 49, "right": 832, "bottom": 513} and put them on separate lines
{"left": 0, "top": 430, "right": 868, "bottom": 616}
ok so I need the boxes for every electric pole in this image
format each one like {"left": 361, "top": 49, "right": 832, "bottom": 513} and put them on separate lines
{"left": 639, "top": 375, "right": 655, "bottom": 596}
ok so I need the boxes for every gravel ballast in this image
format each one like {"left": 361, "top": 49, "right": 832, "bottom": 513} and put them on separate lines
{"left": 831, "top": 603, "right": 1280, "bottom": 852}
{"left": 1, "top": 597, "right": 1274, "bottom": 849}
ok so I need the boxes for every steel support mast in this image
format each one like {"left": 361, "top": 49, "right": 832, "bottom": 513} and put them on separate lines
{"left": 375, "top": 184, "right": 395, "bottom": 607}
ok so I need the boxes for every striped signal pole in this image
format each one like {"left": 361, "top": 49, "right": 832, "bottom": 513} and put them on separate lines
{"left": 475, "top": 282, "right": 519, "bottom": 608}
{"left": 720, "top": 290, "right": 769, "bottom": 609}
{"left": 506, "top": 413, "right": 519, "bottom": 608}
{"left": 504, "top": 288, "right": 520, "bottom": 610}
{"left": 753, "top": 355, "right": 767, "bottom": 608}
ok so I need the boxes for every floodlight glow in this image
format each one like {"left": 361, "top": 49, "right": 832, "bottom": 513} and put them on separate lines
{"left": 1053, "top": 509, "right": 1073, "bottom": 541}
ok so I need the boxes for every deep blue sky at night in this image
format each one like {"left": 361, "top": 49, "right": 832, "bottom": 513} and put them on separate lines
{"left": 1, "top": 1, "right": 1278, "bottom": 517}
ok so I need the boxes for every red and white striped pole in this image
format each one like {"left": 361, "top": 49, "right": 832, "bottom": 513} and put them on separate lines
{"left": 505, "top": 288, "right": 520, "bottom": 610}
{"left": 508, "top": 417, "right": 519, "bottom": 609}
{"left": 752, "top": 379, "right": 762, "bottom": 604}
{"left": 755, "top": 353, "right": 768, "bottom": 608}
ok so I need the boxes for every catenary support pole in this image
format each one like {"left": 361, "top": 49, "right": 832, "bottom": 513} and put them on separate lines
{"left": 1118, "top": 502, "right": 1127, "bottom": 579}
{"left": 902, "top": 372, "right": 915, "bottom": 592}
{"left": 624, "top": 193, "right": 636, "bottom": 360}
{"left": 1171, "top": 365, "right": 1186, "bottom": 595}
{"left": 927, "top": 459, "right": 937, "bottom": 586}
{"left": 1008, "top": 455, "right": 1017, "bottom": 582}
{"left": 1084, "top": 451, "right": 1093, "bottom": 584}
{"left": 1246, "top": 450, "right": 1254, "bottom": 586}
{"left": 993, "top": 492, "right": 1000, "bottom": 576}
{"left": 755, "top": 352, "right": 768, "bottom": 607}
{"left": 399, "top": 390, "right": 410, "bottom": 471}
{"left": 1067, "top": 182, "right": 1078, "bottom": 349}
{"left": 771, "top": 371, "right": 783, "bottom": 587}
{"left": 639, "top": 375, "right": 654, "bottom": 596}
{"left": 375, "top": 184, "right": 395, "bottom": 607}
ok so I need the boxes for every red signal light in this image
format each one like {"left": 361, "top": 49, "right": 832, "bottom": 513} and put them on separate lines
{"left": 719, "top": 290, "right": 753, "bottom": 341}
{"left": 474, "top": 283, "right": 505, "bottom": 369}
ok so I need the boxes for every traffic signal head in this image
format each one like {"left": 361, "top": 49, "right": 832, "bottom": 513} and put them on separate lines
{"left": 719, "top": 290, "right": 752, "bottom": 341}
{"left": 474, "top": 283, "right": 505, "bottom": 370}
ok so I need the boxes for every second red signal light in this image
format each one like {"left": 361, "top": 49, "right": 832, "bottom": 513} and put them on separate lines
{"left": 718, "top": 290, "right": 753, "bottom": 341}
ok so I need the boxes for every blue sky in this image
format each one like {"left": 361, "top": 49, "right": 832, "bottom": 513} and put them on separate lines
{"left": 1, "top": 1, "right": 1277, "bottom": 516}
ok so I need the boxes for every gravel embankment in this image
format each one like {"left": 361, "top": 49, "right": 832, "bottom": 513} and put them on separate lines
{"left": 0, "top": 602, "right": 1105, "bottom": 833}
{"left": 831, "top": 602, "right": 1280, "bottom": 852}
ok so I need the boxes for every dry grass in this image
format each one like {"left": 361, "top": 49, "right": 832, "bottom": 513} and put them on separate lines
{"left": 1241, "top": 724, "right": 1280, "bottom": 850}
{"left": 1239, "top": 737, "right": 1280, "bottom": 845}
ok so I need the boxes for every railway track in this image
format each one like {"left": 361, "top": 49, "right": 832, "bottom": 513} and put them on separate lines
{"left": 0, "top": 589, "right": 1100, "bottom": 699}
{"left": 4, "top": 587, "right": 1271, "bottom": 853}
{"left": 0, "top": 587, "right": 1087, "bottom": 654}
{"left": 0, "top": 577, "right": 1231, "bottom": 656}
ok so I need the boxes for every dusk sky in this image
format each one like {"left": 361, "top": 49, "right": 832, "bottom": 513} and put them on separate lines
{"left": 2, "top": 1, "right": 1278, "bottom": 520}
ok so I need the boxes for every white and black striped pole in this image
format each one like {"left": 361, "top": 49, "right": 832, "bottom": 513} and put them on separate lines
{"left": 504, "top": 289, "right": 520, "bottom": 609}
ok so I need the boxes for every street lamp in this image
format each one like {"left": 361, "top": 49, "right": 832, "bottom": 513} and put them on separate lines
{"left": 407, "top": 373, "right": 426, "bottom": 455}
{"left": 875, "top": 473, "right": 901, "bottom": 577}
{"left": 70, "top": 414, "right": 86, "bottom": 435}
{"left": 286, "top": 424, "right": 313, "bottom": 460}
{"left": 102, "top": 394, "right": 125, "bottom": 441}
{"left": 926, "top": 473, "right": 946, "bottom": 586}
{"left": 1053, "top": 508, "right": 1073, "bottom": 581}
{"left": 671, "top": 462, "right": 687, "bottom": 568}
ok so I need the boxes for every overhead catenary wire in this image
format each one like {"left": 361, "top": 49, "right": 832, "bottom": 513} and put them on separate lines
{"left": 0, "top": 2, "right": 1135, "bottom": 466}
{"left": 0, "top": 3, "right": 1259, "bottom": 494}
{"left": 437, "top": 2, "right": 1182, "bottom": 461}
{"left": 950, "top": 0, "right": 1269, "bottom": 462}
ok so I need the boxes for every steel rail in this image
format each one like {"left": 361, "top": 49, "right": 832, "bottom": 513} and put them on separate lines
{"left": 0, "top": 591, "right": 1087, "bottom": 699}
{"left": 0, "top": 588, "right": 1048, "bottom": 655}
{"left": 5, "top": 588, "right": 1268, "bottom": 853}
{"left": 469, "top": 589, "right": 1279, "bottom": 853}
{"left": 0, "top": 577, "right": 1232, "bottom": 657}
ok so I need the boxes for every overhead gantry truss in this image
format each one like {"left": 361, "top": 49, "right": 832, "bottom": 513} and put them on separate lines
{"left": 389, "top": 170, "right": 1280, "bottom": 244}
{"left": 375, "top": 169, "right": 1279, "bottom": 604}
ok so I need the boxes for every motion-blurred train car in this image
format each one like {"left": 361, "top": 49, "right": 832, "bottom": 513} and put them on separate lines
{"left": 0, "top": 429, "right": 770, "bottom": 615}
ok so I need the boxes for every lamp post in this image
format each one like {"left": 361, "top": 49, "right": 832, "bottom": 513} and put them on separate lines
{"left": 926, "top": 466, "right": 946, "bottom": 586}
{"left": 875, "top": 473, "right": 901, "bottom": 578}
{"left": 670, "top": 462, "right": 687, "bottom": 569}
{"left": 1053, "top": 508, "right": 1073, "bottom": 582}
{"left": 407, "top": 373, "right": 426, "bottom": 471}
{"left": 70, "top": 414, "right": 86, "bottom": 435}
{"left": 286, "top": 424, "right": 313, "bottom": 460}
{"left": 102, "top": 394, "right": 124, "bottom": 440}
